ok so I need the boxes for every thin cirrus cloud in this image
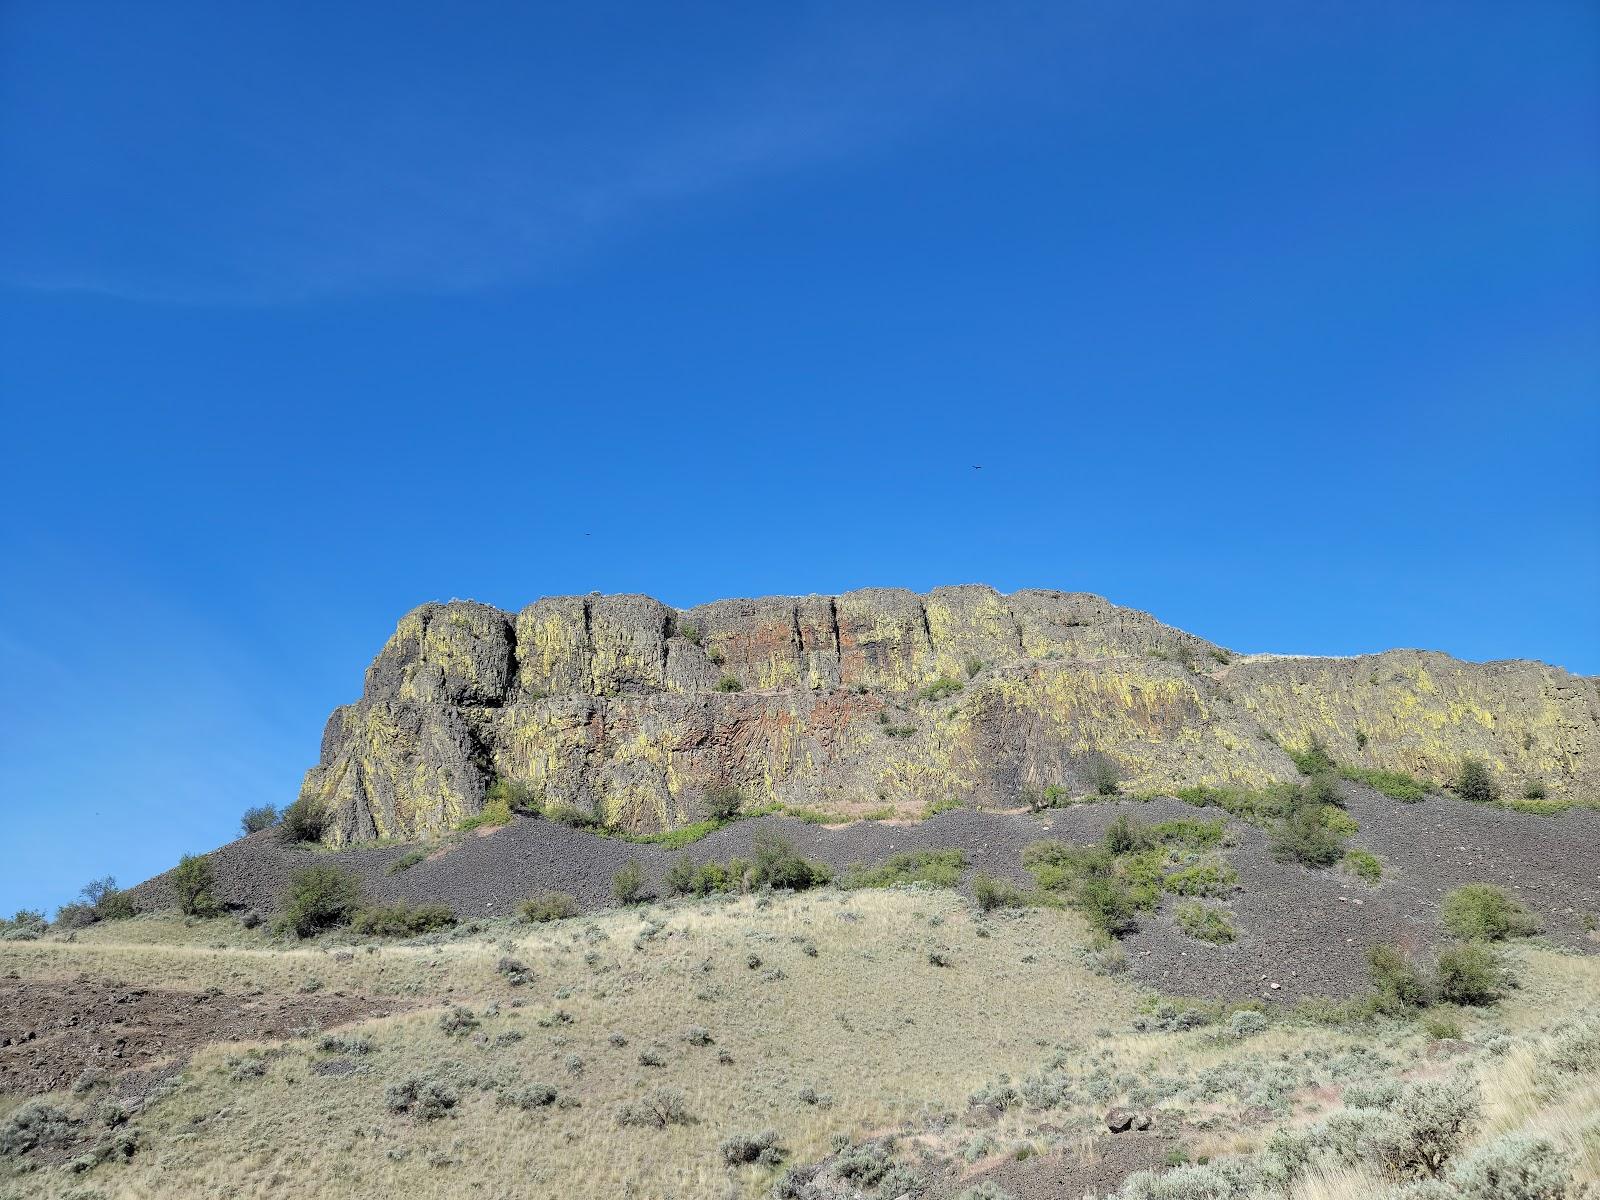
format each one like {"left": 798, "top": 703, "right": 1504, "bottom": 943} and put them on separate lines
{"left": 1, "top": 5, "right": 1079, "bottom": 305}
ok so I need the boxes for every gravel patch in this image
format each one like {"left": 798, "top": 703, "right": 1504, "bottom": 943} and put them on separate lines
{"left": 0, "top": 977, "right": 400, "bottom": 1097}
{"left": 128, "top": 784, "right": 1600, "bottom": 1004}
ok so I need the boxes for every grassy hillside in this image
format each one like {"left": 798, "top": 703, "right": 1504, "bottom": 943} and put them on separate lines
{"left": 3, "top": 886, "right": 1597, "bottom": 1200}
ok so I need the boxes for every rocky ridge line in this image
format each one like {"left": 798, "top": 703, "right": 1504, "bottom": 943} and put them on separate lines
{"left": 296, "top": 585, "right": 1600, "bottom": 843}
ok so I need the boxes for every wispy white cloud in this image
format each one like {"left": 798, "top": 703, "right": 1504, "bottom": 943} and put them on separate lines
{"left": 3, "top": 6, "right": 1074, "bottom": 304}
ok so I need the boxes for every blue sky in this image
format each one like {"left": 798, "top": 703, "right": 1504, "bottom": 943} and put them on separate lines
{"left": 1, "top": 1, "right": 1596, "bottom": 916}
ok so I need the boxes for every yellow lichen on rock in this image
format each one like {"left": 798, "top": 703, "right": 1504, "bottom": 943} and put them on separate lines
{"left": 297, "top": 588, "right": 1598, "bottom": 843}
{"left": 1226, "top": 650, "right": 1598, "bottom": 796}
{"left": 924, "top": 585, "right": 1021, "bottom": 680}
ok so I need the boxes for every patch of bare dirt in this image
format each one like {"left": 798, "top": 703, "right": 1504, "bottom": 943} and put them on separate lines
{"left": 0, "top": 976, "right": 403, "bottom": 1097}
{"left": 933, "top": 1129, "right": 1182, "bottom": 1199}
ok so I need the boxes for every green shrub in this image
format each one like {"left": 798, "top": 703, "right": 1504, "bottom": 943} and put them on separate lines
{"left": 0, "top": 910, "right": 48, "bottom": 941}
{"left": 1290, "top": 735, "right": 1336, "bottom": 776}
{"left": 1521, "top": 779, "right": 1548, "bottom": 801}
{"left": 964, "top": 656, "right": 984, "bottom": 679}
{"left": 486, "top": 776, "right": 541, "bottom": 816}
{"left": 750, "top": 833, "right": 830, "bottom": 891}
{"left": 917, "top": 676, "right": 964, "bottom": 702}
{"left": 664, "top": 859, "right": 741, "bottom": 897}
{"left": 101, "top": 891, "right": 137, "bottom": 920}
{"left": 841, "top": 850, "right": 964, "bottom": 889}
{"left": 715, "top": 674, "right": 743, "bottom": 693}
{"left": 703, "top": 784, "right": 743, "bottom": 822}
{"left": 678, "top": 620, "right": 702, "bottom": 646}
{"left": 1103, "top": 815, "right": 1153, "bottom": 856}
{"left": 664, "top": 856, "right": 699, "bottom": 896}
{"left": 278, "top": 866, "right": 362, "bottom": 937}
{"left": 1545, "top": 1020, "right": 1600, "bottom": 1075}
{"left": 351, "top": 901, "right": 456, "bottom": 936}
{"left": 1084, "top": 752, "right": 1121, "bottom": 797}
{"left": 240, "top": 804, "right": 280, "bottom": 835}
{"left": 545, "top": 802, "right": 601, "bottom": 829}
{"left": 1022, "top": 840, "right": 1110, "bottom": 886}
{"left": 1176, "top": 781, "right": 1302, "bottom": 825}
{"left": 62, "top": 877, "right": 136, "bottom": 927}
{"left": 385, "top": 1077, "right": 457, "bottom": 1120}
{"left": 51, "top": 902, "right": 97, "bottom": 931}
{"left": 1435, "top": 942, "right": 1505, "bottom": 1006}
{"left": 972, "top": 873, "right": 1027, "bottom": 912}
{"left": 613, "top": 859, "right": 646, "bottom": 904}
{"left": 882, "top": 723, "right": 915, "bottom": 738}
{"left": 1269, "top": 786, "right": 1347, "bottom": 867}
{"left": 1369, "top": 944, "right": 1434, "bottom": 1011}
{"left": 1423, "top": 1012, "right": 1463, "bottom": 1040}
{"left": 171, "top": 853, "right": 217, "bottom": 917}
{"left": 278, "top": 797, "right": 327, "bottom": 844}
{"left": 1174, "top": 902, "right": 1235, "bottom": 943}
{"left": 1021, "top": 839, "right": 1167, "bottom": 936}
{"left": 1148, "top": 818, "right": 1227, "bottom": 848}
{"left": 1162, "top": 863, "right": 1238, "bottom": 897}
{"left": 0, "top": 1102, "right": 79, "bottom": 1158}
{"left": 1320, "top": 805, "right": 1359, "bottom": 836}
{"left": 616, "top": 1088, "right": 692, "bottom": 1128}
{"left": 1338, "top": 766, "right": 1429, "bottom": 802}
{"left": 520, "top": 891, "right": 579, "bottom": 923}
{"left": 1455, "top": 757, "right": 1500, "bottom": 804}
{"left": 1448, "top": 1132, "right": 1572, "bottom": 1200}
{"left": 498, "top": 1083, "right": 558, "bottom": 1111}
{"left": 386, "top": 849, "right": 429, "bottom": 875}
{"left": 1376, "top": 1074, "right": 1481, "bottom": 1179}
{"left": 1343, "top": 849, "right": 1383, "bottom": 883}
{"left": 1304, "top": 771, "right": 1343, "bottom": 808}
{"left": 720, "top": 1128, "right": 784, "bottom": 1166}
{"left": 1441, "top": 884, "right": 1539, "bottom": 941}
{"left": 1075, "top": 877, "right": 1139, "bottom": 937}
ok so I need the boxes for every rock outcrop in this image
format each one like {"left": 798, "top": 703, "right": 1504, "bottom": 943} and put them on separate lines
{"left": 294, "top": 586, "right": 1600, "bottom": 844}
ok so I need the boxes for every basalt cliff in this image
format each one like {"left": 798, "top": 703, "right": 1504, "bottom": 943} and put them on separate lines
{"left": 296, "top": 587, "right": 1600, "bottom": 843}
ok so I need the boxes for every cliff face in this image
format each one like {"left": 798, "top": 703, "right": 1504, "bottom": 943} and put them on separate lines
{"left": 296, "top": 586, "right": 1600, "bottom": 843}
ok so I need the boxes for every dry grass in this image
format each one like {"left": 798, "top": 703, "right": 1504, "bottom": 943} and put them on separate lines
{"left": 3, "top": 897, "right": 1597, "bottom": 1200}
{"left": 2, "top": 890, "right": 1130, "bottom": 1199}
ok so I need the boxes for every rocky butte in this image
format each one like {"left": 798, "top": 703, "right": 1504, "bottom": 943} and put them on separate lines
{"left": 295, "top": 586, "right": 1600, "bottom": 844}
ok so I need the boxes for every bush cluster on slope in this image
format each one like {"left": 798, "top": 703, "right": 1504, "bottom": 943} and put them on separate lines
{"left": 277, "top": 865, "right": 362, "bottom": 937}
{"left": 1022, "top": 816, "right": 1235, "bottom": 937}
{"left": 661, "top": 834, "right": 832, "bottom": 898}
{"left": 351, "top": 901, "right": 457, "bottom": 937}
{"left": 1441, "top": 884, "right": 1539, "bottom": 941}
